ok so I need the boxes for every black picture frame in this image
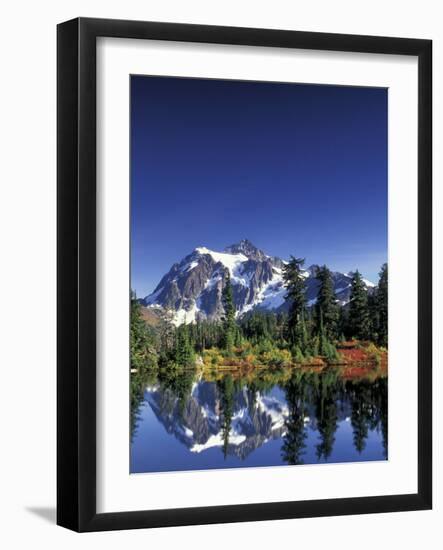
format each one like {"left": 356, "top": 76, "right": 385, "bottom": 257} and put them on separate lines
{"left": 57, "top": 17, "right": 432, "bottom": 532}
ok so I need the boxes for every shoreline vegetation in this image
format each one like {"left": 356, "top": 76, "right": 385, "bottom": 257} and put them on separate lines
{"left": 130, "top": 259, "right": 388, "bottom": 378}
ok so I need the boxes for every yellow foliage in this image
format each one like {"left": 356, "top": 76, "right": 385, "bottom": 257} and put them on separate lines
{"left": 244, "top": 353, "right": 257, "bottom": 364}
{"left": 261, "top": 348, "right": 292, "bottom": 367}
{"left": 203, "top": 348, "right": 225, "bottom": 367}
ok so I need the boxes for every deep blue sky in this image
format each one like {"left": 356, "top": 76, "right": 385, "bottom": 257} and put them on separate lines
{"left": 131, "top": 75, "right": 387, "bottom": 298}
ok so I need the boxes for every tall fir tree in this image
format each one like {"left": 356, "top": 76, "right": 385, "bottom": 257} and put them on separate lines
{"left": 282, "top": 256, "right": 307, "bottom": 349}
{"left": 315, "top": 265, "right": 339, "bottom": 340}
{"left": 155, "top": 307, "right": 178, "bottom": 368}
{"left": 174, "top": 324, "right": 194, "bottom": 367}
{"left": 348, "top": 270, "right": 371, "bottom": 340}
{"left": 130, "top": 291, "right": 157, "bottom": 371}
{"left": 222, "top": 272, "right": 236, "bottom": 352}
{"left": 367, "top": 292, "right": 379, "bottom": 343}
{"left": 377, "top": 263, "right": 388, "bottom": 347}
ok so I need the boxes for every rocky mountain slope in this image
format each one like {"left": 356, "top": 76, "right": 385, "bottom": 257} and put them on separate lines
{"left": 141, "top": 239, "right": 374, "bottom": 325}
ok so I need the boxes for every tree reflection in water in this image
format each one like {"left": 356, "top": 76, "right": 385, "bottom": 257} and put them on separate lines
{"left": 281, "top": 371, "right": 308, "bottom": 465}
{"left": 130, "top": 364, "right": 388, "bottom": 469}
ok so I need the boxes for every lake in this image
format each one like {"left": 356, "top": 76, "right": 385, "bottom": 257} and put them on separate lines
{"left": 130, "top": 366, "right": 387, "bottom": 474}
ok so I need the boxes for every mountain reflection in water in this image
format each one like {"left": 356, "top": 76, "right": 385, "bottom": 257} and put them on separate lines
{"left": 130, "top": 366, "right": 387, "bottom": 473}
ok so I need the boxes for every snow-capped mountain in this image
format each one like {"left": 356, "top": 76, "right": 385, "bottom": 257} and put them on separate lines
{"left": 141, "top": 239, "right": 375, "bottom": 325}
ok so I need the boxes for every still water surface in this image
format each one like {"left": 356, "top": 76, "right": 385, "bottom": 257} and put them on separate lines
{"left": 130, "top": 367, "right": 387, "bottom": 473}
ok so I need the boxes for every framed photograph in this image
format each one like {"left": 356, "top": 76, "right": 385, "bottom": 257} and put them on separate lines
{"left": 57, "top": 17, "right": 432, "bottom": 532}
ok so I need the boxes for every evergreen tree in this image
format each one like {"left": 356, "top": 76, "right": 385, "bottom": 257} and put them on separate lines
{"left": 130, "top": 291, "right": 157, "bottom": 371}
{"left": 174, "top": 324, "right": 194, "bottom": 367}
{"left": 315, "top": 265, "right": 339, "bottom": 340}
{"left": 157, "top": 307, "right": 176, "bottom": 363}
{"left": 317, "top": 311, "right": 340, "bottom": 362}
{"left": 282, "top": 256, "right": 307, "bottom": 349}
{"left": 222, "top": 272, "right": 236, "bottom": 352}
{"left": 377, "top": 263, "right": 388, "bottom": 347}
{"left": 367, "top": 292, "right": 379, "bottom": 343}
{"left": 348, "top": 271, "right": 371, "bottom": 340}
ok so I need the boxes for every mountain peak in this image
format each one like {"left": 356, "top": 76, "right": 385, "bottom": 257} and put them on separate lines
{"left": 142, "top": 241, "right": 376, "bottom": 324}
{"left": 306, "top": 264, "right": 320, "bottom": 277}
{"left": 224, "top": 239, "right": 265, "bottom": 260}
